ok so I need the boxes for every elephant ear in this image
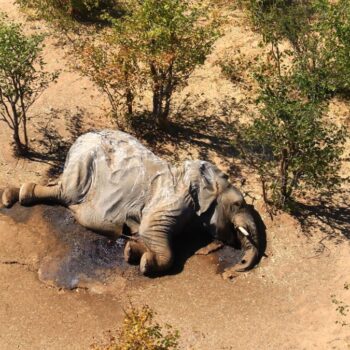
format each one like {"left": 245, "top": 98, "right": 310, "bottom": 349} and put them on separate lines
{"left": 188, "top": 161, "right": 229, "bottom": 215}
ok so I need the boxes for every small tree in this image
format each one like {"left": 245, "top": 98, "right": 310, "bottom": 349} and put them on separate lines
{"left": 78, "top": 36, "right": 140, "bottom": 127}
{"left": 110, "top": 0, "right": 220, "bottom": 127}
{"left": 318, "top": 0, "right": 350, "bottom": 95}
{"left": 17, "top": 0, "right": 219, "bottom": 129}
{"left": 237, "top": 73, "right": 346, "bottom": 208}
{"left": 243, "top": 0, "right": 350, "bottom": 99}
{"left": 229, "top": 0, "right": 348, "bottom": 210}
{"left": 0, "top": 17, "right": 57, "bottom": 155}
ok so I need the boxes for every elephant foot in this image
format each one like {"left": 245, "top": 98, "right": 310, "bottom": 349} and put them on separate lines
{"left": 140, "top": 252, "right": 155, "bottom": 275}
{"left": 19, "top": 183, "right": 36, "bottom": 205}
{"left": 2, "top": 187, "right": 20, "bottom": 208}
{"left": 124, "top": 240, "right": 147, "bottom": 264}
{"left": 124, "top": 241, "right": 140, "bottom": 264}
{"left": 124, "top": 241, "right": 133, "bottom": 263}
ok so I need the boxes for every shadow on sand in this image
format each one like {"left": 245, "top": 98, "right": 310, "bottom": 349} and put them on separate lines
{"left": 129, "top": 106, "right": 241, "bottom": 178}
{"left": 293, "top": 192, "right": 350, "bottom": 242}
{"left": 22, "top": 101, "right": 242, "bottom": 182}
{"left": 23, "top": 108, "right": 90, "bottom": 178}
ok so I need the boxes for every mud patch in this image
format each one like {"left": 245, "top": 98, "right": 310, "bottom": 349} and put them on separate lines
{"left": 213, "top": 245, "right": 245, "bottom": 274}
{"left": 0, "top": 203, "right": 142, "bottom": 290}
{"left": 39, "top": 205, "right": 144, "bottom": 289}
{"left": 0, "top": 204, "right": 33, "bottom": 223}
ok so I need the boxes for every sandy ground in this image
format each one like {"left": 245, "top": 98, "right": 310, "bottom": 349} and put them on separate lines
{"left": 0, "top": 1, "right": 349, "bottom": 349}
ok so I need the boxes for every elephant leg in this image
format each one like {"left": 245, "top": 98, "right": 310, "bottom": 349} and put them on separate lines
{"left": 19, "top": 183, "right": 62, "bottom": 205}
{"left": 124, "top": 240, "right": 148, "bottom": 264}
{"left": 139, "top": 231, "right": 173, "bottom": 275}
{"left": 2, "top": 187, "right": 20, "bottom": 208}
{"left": 137, "top": 192, "right": 195, "bottom": 275}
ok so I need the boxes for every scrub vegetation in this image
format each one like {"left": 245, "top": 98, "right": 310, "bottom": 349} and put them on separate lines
{"left": 92, "top": 304, "right": 180, "bottom": 350}
{"left": 0, "top": 1, "right": 349, "bottom": 349}
{"left": 4, "top": 1, "right": 349, "bottom": 209}
{"left": 224, "top": 0, "right": 348, "bottom": 209}
{"left": 0, "top": 15, "right": 57, "bottom": 155}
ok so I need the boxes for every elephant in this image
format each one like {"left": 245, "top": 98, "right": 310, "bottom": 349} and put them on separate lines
{"left": 2, "top": 130, "right": 262, "bottom": 277}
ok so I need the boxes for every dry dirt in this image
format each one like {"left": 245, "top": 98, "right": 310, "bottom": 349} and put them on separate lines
{"left": 0, "top": 1, "right": 349, "bottom": 349}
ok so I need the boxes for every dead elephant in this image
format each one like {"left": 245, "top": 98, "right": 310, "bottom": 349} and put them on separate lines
{"left": 2, "top": 130, "right": 263, "bottom": 277}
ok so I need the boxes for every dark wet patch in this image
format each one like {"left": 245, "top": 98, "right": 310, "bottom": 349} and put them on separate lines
{"left": 167, "top": 225, "right": 244, "bottom": 277}
{"left": 38, "top": 205, "right": 140, "bottom": 289}
{"left": 213, "top": 246, "right": 244, "bottom": 274}
{"left": 0, "top": 201, "right": 141, "bottom": 289}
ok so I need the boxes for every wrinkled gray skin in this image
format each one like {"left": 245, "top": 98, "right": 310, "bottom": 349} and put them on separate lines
{"left": 2, "top": 130, "right": 260, "bottom": 276}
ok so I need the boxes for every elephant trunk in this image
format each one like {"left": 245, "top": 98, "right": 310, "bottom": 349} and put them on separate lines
{"left": 232, "top": 208, "right": 259, "bottom": 272}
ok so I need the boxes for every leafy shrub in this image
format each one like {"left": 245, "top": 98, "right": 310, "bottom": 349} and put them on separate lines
{"left": 243, "top": 0, "right": 350, "bottom": 99}
{"left": 92, "top": 304, "right": 180, "bottom": 350}
{"left": 16, "top": 0, "right": 121, "bottom": 25}
{"left": 318, "top": 0, "right": 350, "bottom": 94}
{"left": 229, "top": 0, "right": 348, "bottom": 209}
{"left": 78, "top": 37, "right": 140, "bottom": 127}
{"left": 17, "top": 0, "right": 220, "bottom": 128}
{"left": 103, "top": 0, "right": 220, "bottom": 128}
{"left": 237, "top": 72, "right": 346, "bottom": 208}
{"left": 0, "top": 15, "right": 57, "bottom": 155}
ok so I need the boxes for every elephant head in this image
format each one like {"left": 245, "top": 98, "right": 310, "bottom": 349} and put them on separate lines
{"left": 189, "top": 161, "right": 261, "bottom": 272}
{"left": 212, "top": 187, "right": 260, "bottom": 272}
{"left": 187, "top": 161, "right": 263, "bottom": 272}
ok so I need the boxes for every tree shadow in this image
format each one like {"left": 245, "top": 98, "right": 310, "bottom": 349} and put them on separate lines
{"left": 129, "top": 100, "right": 241, "bottom": 178}
{"left": 26, "top": 108, "right": 91, "bottom": 178}
{"left": 25, "top": 98, "right": 242, "bottom": 180}
{"left": 292, "top": 189, "right": 350, "bottom": 242}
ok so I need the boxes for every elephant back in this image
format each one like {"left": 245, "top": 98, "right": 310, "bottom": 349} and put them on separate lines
{"left": 60, "top": 130, "right": 173, "bottom": 234}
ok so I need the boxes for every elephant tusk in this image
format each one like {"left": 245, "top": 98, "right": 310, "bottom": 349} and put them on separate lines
{"left": 238, "top": 226, "right": 249, "bottom": 236}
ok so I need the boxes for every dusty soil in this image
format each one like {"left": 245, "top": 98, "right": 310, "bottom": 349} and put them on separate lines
{"left": 0, "top": 1, "right": 349, "bottom": 349}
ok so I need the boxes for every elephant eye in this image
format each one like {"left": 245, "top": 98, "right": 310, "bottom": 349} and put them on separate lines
{"left": 230, "top": 202, "right": 240, "bottom": 211}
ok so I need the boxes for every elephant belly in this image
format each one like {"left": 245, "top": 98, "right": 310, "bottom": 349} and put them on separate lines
{"left": 69, "top": 203, "right": 125, "bottom": 239}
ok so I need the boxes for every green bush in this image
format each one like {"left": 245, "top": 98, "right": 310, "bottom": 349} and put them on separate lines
{"left": 230, "top": 0, "right": 348, "bottom": 209}
{"left": 0, "top": 15, "right": 57, "bottom": 155}
{"left": 78, "top": 36, "right": 140, "bottom": 128}
{"left": 78, "top": 0, "right": 220, "bottom": 128}
{"left": 319, "top": 0, "right": 350, "bottom": 94}
{"left": 16, "top": 0, "right": 121, "bottom": 25}
{"left": 237, "top": 72, "right": 346, "bottom": 208}
{"left": 17, "top": 0, "right": 220, "bottom": 128}
{"left": 109, "top": 0, "right": 220, "bottom": 128}
{"left": 243, "top": 0, "right": 350, "bottom": 99}
{"left": 92, "top": 304, "right": 180, "bottom": 350}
